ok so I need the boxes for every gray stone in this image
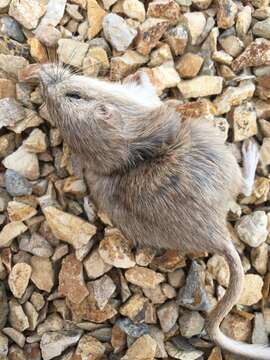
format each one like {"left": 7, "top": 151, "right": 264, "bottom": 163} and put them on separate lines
{"left": 0, "top": 15, "right": 25, "bottom": 42}
{"left": 252, "top": 313, "right": 268, "bottom": 345}
{"left": 116, "top": 317, "right": 149, "bottom": 338}
{"left": 0, "top": 332, "right": 8, "bottom": 357}
{"left": 19, "top": 233, "right": 53, "bottom": 257}
{"left": 157, "top": 301, "right": 179, "bottom": 333}
{"left": 253, "top": 18, "right": 270, "bottom": 40}
{"left": 5, "top": 169, "right": 32, "bottom": 197}
{"left": 2, "top": 327, "right": 25, "bottom": 347}
{"left": 103, "top": 14, "right": 137, "bottom": 52}
{"left": 177, "top": 261, "right": 211, "bottom": 311}
{"left": 0, "top": 98, "right": 25, "bottom": 129}
{"left": 178, "top": 310, "right": 205, "bottom": 338}
{"left": 0, "top": 283, "right": 8, "bottom": 329}
{"left": 40, "top": 330, "right": 83, "bottom": 360}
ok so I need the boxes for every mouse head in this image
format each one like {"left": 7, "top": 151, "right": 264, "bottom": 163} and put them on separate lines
{"left": 39, "top": 64, "right": 179, "bottom": 175}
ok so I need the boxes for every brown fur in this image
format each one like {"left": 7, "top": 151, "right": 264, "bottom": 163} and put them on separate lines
{"left": 39, "top": 64, "right": 269, "bottom": 359}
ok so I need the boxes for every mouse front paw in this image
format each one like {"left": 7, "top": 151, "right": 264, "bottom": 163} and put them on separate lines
{"left": 241, "top": 138, "right": 260, "bottom": 196}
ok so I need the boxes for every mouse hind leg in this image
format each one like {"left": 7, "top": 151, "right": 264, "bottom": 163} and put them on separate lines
{"left": 241, "top": 138, "right": 260, "bottom": 196}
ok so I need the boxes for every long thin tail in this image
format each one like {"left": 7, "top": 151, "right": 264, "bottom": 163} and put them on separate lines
{"left": 206, "top": 243, "right": 270, "bottom": 360}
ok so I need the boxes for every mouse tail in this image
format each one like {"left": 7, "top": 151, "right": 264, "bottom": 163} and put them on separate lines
{"left": 206, "top": 242, "right": 270, "bottom": 360}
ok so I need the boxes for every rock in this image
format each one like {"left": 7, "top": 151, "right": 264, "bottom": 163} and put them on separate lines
{"left": 176, "top": 53, "right": 203, "bottom": 78}
{"left": 23, "top": 129, "right": 47, "bottom": 153}
{"left": 24, "top": 301, "right": 38, "bottom": 331}
{"left": 103, "top": 14, "right": 137, "bottom": 52}
{"left": 217, "top": 0, "right": 237, "bottom": 29}
{"left": 147, "top": 0, "right": 180, "bottom": 23}
{"left": 221, "top": 313, "right": 252, "bottom": 342}
{"left": 135, "top": 247, "right": 156, "bottom": 266}
{"left": 182, "top": 12, "right": 206, "bottom": 45}
{"left": 40, "top": 330, "right": 82, "bottom": 360}
{"left": 178, "top": 261, "right": 210, "bottom": 311}
{"left": 84, "top": 247, "right": 112, "bottom": 279}
{"left": 83, "top": 46, "right": 110, "bottom": 77}
{"left": 102, "top": 0, "right": 117, "bottom": 10}
{"left": 143, "top": 284, "right": 167, "bottom": 304}
{"left": 232, "top": 39, "right": 270, "bottom": 72}
{"left": 91, "top": 274, "right": 116, "bottom": 310}
{"left": 30, "top": 291, "right": 45, "bottom": 311}
{"left": 152, "top": 250, "right": 186, "bottom": 272}
{"left": 31, "top": 256, "right": 54, "bottom": 292}
{"left": 179, "top": 310, "right": 205, "bottom": 338}
{"left": 8, "top": 298, "right": 29, "bottom": 332}
{"left": 0, "top": 133, "right": 15, "bottom": 158}
{"left": 157, "top": 301, "right": 179, "bottom": 332}
{"left": 8, "top": 263, "right": 31, "bottom": 298}
{"left": 166, "top": 338, "right": 203, "bottom": 359}
{"left": 168, "top": 269, "right": 186, "bottom": 288}
{"left": 0, "top": 79, "right": 15, "bottom": 99}
{"left": 99, "top": 228, "right": 135, "bottom": 268}
{"left": 125, "top": 266, "right": 165, "bottom": 288}
{"left": 164, "top": 25, "right": 188, "bottom": 56}
{"left": 236, "top": 5, "right": 252, "bottom": 38}
{"left": 35, "top": 24, "right": 61, "bottom": 47}
{"left": 120, "top": 293, "right": 148, "bottom": 321}
{"left": 7, "top": 201, "right": 37, "bottom": 222}
{"left": 260, "top": 138, "right": 270, "bottom": 167}
{"left": 207, "top": 254, "right": 229, "bottom": 288}
{"left": 235, "top": 211, "right": 268, "bottom": 247}
{"left": 251, "top": 243, "right": 268, "bottom": 275}
{"left": 121, "top": 334, "right": 156, "bottom": 360}
{"left": 123, "top": 0, "right": 145, "bottom": 22}
{"left": 253, "top": 18, "right": 270, "bottom": 40}
{"left": 110, "top": 50, "right": 148, "bottom": 80}
{"left": 214, "top": 82, "right": 255, "bottom": 115}
{"left": 0, "top": 98, "right": 25, "bottom": 129}
{"left": 0, "top": 54, "right": 28, "bottom": 77}
{"left": 19, "top": 233, "right": 53, "bottom": 257}
{"left": 0, "top": 283, "right": 8, "bottom": 329}
{"left": 87, "top": 0, "right": 107, "bottom": 39}
{"left": 5, "top": 170, "right": 32, "bottom": 197}
{"left": 231, "top": 102, "right": 258, "bottom": 142}
{"left": 2, "top": 327, "right": 25, "bottom": 347}
{"left": 57, "top": 39, "right": 89, "bottom": 68}
{"left": 252, "top": 313, "right": 268, "bottom": 345}
{"left": 111, "top": 324, "right": 126, "bottom": 353}
{"left": 43, "top": 206, "right": 96, "bottom": 250}
{"left": 116, "top": 317, "right": 149, "bottom": 338}
{"left": 58, "top": 254, "right": 89, "bottom": 304}
{"left": 0, "top": 221, "right": 27, "bottom": 248}
{"left": 137, "top": 18, "right": 169, "bottom": 55}
{"left": 28, "top": 37, "right": 48, "bottom": 63}
{"left": 208, "top": 347, "right": 222, "bottom": 360}
{"left": 144, "top": 62, "right": 180, "bottom": 95}
{"left": 3, "top": 145, "right": 40, "bottom": 181}
{"left": 9, "top": 109, "right": 43, "bottom": 134}
{"left": 74, "top": 334, "right": 106, "bottom": 359}
{"left": 9, "top": 0, "right": 46, "bottom": 29}
{"left": 0, "top": 0, "right": 10, "bottom": 11}
{"left": 148, "top": 43, "right": 172, "bottom": 67}
{"left": 212, "top": 50, "right": 233, "bottom": 65}
{"left": 0, "top": 16, "right": 24, "bottom": 43}
{"left": 37, "top": 314, "right": 64, "bottom": 336}
{"left": 37, "top": 0, "right": 66, "bottom": 29}
{"left": 178, "top": 76, "right": 223, "bottom": 98}
{"left": 219, "top": 35, "right": 244, "bottom": 58}
{"left": 0, "top": 332, "right": 8, "bottom": 356}
{"left": 239, "top": 274, "right": 263, "bottom": 306}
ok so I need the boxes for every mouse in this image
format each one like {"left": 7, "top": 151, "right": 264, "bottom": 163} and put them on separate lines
{"left": 38, "top": 63, "right": 266, "bottom": 359}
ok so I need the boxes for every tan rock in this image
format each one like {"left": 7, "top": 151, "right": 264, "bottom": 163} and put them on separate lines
{"left": 212, "top": 50, "right": 233, "bottom": 65}
{"left": 239, "top": 274, "right": 263, "bottom": 306}
{"left": 0, "top": 54, "right": 28, "bottom": 77}
{"left": 57, "top": 39, "right": 89, "bottom": 68}
{"left": 219, "top": 35, "right": 244, "bottom": 58}
{"left": 214, "top": 82, "right": 255, "bottom": 115}
{"left": 83, "top": 46, "right": 109, "bottom": 77}
{"left": 251, "top": 243, "right": 268, "bottom": 275}
{"left": 221, "top": 313, "right": 252, "bottom": 342}
{"left": 43, "top": 206, "right": 96, "bottom": 250}
{"left": 59, "top": 254, "right": 89, "bottom": 304}
{"left": 23, "top": 129, "right": 47, "bottom": 153}
{"left": 9, "top": 0, "right": 46, "bottom": 30}
{"left": 84, "top": 247, "right": 112, "bottom": 279}
{"left": 99, "top": 228, "right": 135, "bottom": 268}
{"left": 260, "top": 138, "right": 270, "bottom": 167}
{"left": 208, "top": 347, "right": 223, "bottom": 360}
{"left": 8, "top": 263, "right": 31, "bottom": 298}
{"left": 7, "top": 201, "right": 37, "bottom": 222}
{"left": 174, "top": 99, "right": 216, "bottom": 120}
{"left": 123, "top": 0, "right": 145, "bottom": 22}
{"left": 121, "top": 335, "right": 156, "bottom": 360}
{"left": 24, "top": 301, "right": 38, "bottom": 331}
{"left": 182, "top": 12, "right": 206, "bottom": 45}
{"left": 74, "top": 334, "right": 106, "bottom": 360}
{"left": 125, "top": 265, "right": 165, "bottom": 288}
{"left": 157, "top": 300, "right": 179, "bottom": 332}
{"left": 120, "top": 293, "right": 148, "bottom": 321}
{"left": 111, "top": 324, "right": 126, "bottom": 353}
{"left": 217, "top": 0, "right": 237, "bottom": 29}
{"left": 0, "top": 221, "right": 27, "bottom": 248}
{"left": 63, "top": 176, "right": 87, "bottom": 196}
{"left": 0, "top": 79, "right": 16, "bottom": 99}
{"left": 87, "top": 0, "right": 107, "bottom": 39}
{"left": 176, "top": 53, "right": 203, "bottom": 78}
{"left": 0, "top": 98, "right": 25, "bottom": 129}
{"left": 143, "top": 284, "right": 167, "bottom": 304}
{"left": 236, "top": 5, "right": 252, "bottom": 38}
{"left": 8, "top": 298, "right": 29, "bottom": 332}
{"left": 231, "top": 102, "right": 258, "bottom": 142}
{"left": 148, "top": 44, "right": 172, "bottom": 67}
{"left": 164, "top": 24, "right": 188, "bottom": 56}
{"left": 135, "top": 246, "right": 156, "bottom": 266}
{"left": 110, "top": 50, "right": 148, "bottom": 80}
{"left": 2, "top": 327, "right": 25, "bottom": 348}
{"left": 37, "top": 313, "right": 64, "bottom": 336}
{"left": 31, "top": 256, "right": 54, "bottom": 292}
{"left": 102, "top": 0, "right": 117, "bottom": 9}
{"left": 207, "top": 254, "right": 229, "bottom": 288}
{"left": 137, "top": 17, "right": 170, "bottom": 55}
{"left": 178, "top": 76, "right": 223, "bottom": 98}
{"left": 232, "top": 39, "right": 270, "bottom": 72}
{"left": 152, "top": 249, "right": 186, "bottom": 272}
{"left": 8, "top": 109, "right": 43, "bottom": 134}
{"left": 147, "top": 0, "right": 180, "bottom": 23}
{"left": 28, "top": 37, "right": 48, "bottom": 63}
{"left": 3, "top": 145, "right": 40, "bottom": 181}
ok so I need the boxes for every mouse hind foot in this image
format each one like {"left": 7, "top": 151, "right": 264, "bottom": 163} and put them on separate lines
{"left": 241, "top": 138, "right": 260, "bottom": 197}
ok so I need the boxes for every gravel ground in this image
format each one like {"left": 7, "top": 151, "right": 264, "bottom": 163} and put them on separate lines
{"left": 0, "top": 0, "right": 270, "bottom": 359}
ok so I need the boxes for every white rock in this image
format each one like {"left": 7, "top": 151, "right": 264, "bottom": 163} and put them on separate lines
{"left": 235, "top": 211, "right": 268, "bottom": 247}
{"left": 178, "top": 76, "right": 223, "bottom": 98}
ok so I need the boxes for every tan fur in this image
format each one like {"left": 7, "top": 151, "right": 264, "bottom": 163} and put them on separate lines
{"left": 39, "top": 64, "right": 270, "bottom": 359}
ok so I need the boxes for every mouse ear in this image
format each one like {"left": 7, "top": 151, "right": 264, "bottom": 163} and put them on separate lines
{"left": 93, "top": 102, "right": 123, "bottom": 129}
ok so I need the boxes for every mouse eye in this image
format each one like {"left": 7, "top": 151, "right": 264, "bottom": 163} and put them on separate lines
{"left": 65, "top": 91, "right": 81, "bottom": 99}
